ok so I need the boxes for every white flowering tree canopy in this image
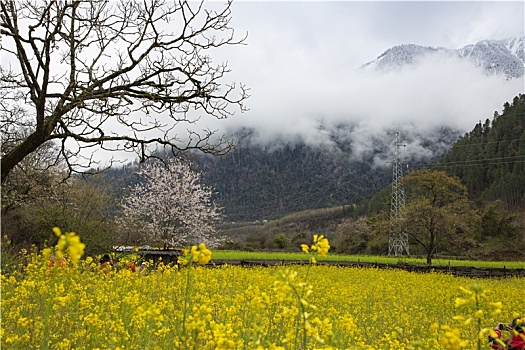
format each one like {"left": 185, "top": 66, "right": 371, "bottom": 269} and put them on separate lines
{"left": 118, "top": 159, "right": 221, "bottom": 247}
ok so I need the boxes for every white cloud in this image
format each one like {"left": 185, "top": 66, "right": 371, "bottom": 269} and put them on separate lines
{"left": 196, "top": 1, "right": 523, "bottom": 163}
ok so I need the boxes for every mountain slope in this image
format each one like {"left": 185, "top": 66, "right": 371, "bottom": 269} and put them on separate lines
{"left": 458, "top": 37, "right": 524, "bottom": 78}
{"left": 361, "top": 44, "right": 448, "bottom": 70}
{"left": 198, "top": 142, "right": 390, "bottom": 222}
{"left": 197, "top": 125, "right": 461, "bottom": 222}
{"left": 94, "top": 124, "right": 461, "bottom": 223}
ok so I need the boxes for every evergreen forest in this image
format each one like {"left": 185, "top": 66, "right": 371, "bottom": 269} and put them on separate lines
{"left": 439, "top": 94, "right": 525, "bottom": 211}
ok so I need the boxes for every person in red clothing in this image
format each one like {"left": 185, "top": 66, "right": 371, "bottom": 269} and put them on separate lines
{"left": 489, "top": 316, "right": 525, "bottom": 350}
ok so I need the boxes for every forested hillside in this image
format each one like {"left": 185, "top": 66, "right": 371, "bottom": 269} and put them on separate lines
{"left": 97, "top": 125, "right": 460, "bottom": 222}
{"left": 196, "top": 125, "right": 460, "bottom": 222}
{"left": 439, "top": 94, "right": 525, "bottom": 211}
{"left": 197, "top": 143, "right": 390, "bottom": 222}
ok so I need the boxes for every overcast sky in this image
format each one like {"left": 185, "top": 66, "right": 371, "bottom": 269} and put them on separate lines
{"left": 190, "top": 0, "right": 524, "bottom": 162}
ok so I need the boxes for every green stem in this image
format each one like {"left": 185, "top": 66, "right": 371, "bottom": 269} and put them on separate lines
{"left": 475, "top": 292, "right": 481, "bottom": 350}
{"left": 303, "top": 259, "right": 312, "bottom": 288}
{"left": 181, "top": 261, "right": 192, "bottom": 349}
{"left": 289, "top": 281, "right": 308, "bottom": 350}
{"left": 295, "top": 255, "right": 314, "bottom": 349}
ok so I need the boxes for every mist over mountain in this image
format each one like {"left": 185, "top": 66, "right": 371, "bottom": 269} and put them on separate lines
{"left": 197, "top": 124, "right": 462, "bottom": 221}
{"left": 212, "top": 36, "right": 523, "bottom": 175}
{"left": 204, "top": 33, "right": 524, "bottom": 221}
{"left": 362, "top": 36, "right": 524, "bottom": 79}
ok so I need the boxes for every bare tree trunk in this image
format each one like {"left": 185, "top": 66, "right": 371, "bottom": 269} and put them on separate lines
{"left": 2, "top": 133, "right": 48, "bottom": 183}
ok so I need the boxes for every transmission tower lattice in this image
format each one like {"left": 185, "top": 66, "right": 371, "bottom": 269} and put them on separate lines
{"left": 388, "top": 132, "right": 409, "bottom": 256}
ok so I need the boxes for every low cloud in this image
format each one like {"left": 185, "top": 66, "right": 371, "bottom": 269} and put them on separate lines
{"left": 86, "top": 1, "right": 524, "bottom": 167}
{"left": 214, "top": 51, "right": 523, "bottom": 167}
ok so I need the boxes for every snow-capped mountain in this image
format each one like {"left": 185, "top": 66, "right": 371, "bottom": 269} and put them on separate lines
{"left": 361, "top": 44, "right": 450, "bottom": 69}
{"left": 362, "top": 36, "right": 524, "bottom": 79}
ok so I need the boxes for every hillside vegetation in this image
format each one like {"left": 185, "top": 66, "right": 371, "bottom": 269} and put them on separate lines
{"left": 198, "top": 140, "right": 390, "bottom": 222}
{"left": 439, "top": 94, "right": 525, "bottom": 211}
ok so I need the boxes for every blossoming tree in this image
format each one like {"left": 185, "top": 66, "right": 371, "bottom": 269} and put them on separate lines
{"left": 118, "top": 159, "right": 221, "bottom": 247}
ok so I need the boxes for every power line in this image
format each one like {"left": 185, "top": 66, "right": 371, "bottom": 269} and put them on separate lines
{"left": 411, "top": 155, "right": 525, "bottom": 170}
{"left": 443, "top": 137, "right": 523, "bottom": 149}
{"left": 440, "top": 155, "right": 525, "bottom": 165}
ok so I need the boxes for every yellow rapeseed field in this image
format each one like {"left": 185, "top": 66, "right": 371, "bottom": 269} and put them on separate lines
{"left": 1, "top": 230, "right": 523, "bottom": 350}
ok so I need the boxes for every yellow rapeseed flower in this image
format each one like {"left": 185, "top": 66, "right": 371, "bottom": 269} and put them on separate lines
{"left": 474, "top": 309, "right": 484, "bottom": 318}
{"left": 53, "top": 227, "right": 62, "bottom": 238}
{"left": 303, "top": 234, "right": 330, "bottom": 261}
{"left": 316, "top": 236, "right": 330, "bottom": 257}
{"left": 47, "top": 227, "right": 85, "bottom": 264}
{"left": 179, "top": 243, "right": 212, "bottom": 266}
{"left": 489, "top": 302, "right": 503, "bottom": 309}
{"left": 66, "top": 232, "right": 86, "bottom": 264}
{"left": 196, "top": 243, "right": 212, "bottom": 265}
{"left": 454, "top": 298, "right": 469, "bottom": 308}
{"left": 42, "top": 247, "right": 52, "bottom": 259}
{"left": 440, "top": 327, "right": 469, "bottom": 349}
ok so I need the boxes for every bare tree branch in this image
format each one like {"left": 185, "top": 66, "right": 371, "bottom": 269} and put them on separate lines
{"left": 1, "top": 0, "right": 249, "bottom": 183}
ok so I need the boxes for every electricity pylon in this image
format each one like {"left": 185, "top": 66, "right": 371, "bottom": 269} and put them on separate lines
{"left": 388, "top": 132, "right": 409, "bottom": 256}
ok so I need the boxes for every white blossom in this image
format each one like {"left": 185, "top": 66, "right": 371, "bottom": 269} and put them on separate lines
{"left": 118, "top": 159, "right": 222, "bottom": 247}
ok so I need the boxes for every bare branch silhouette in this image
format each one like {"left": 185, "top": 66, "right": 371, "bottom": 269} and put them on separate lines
{"left": 1, "top": 0, "right": 249, "bottom": 183}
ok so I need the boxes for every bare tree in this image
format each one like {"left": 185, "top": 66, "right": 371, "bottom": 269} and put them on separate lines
{"left": 0, "top": 0, "right": 249, "bottom": 183}
{"left": 1, "top": 124, "right": 66, "bottom": 213}
{"left": 118, "top": 159, "right": 221, "bottom": 247}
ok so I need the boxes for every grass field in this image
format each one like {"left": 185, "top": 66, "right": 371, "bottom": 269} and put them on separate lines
{"left": 211, "top": 250, "right": 525, "bottom": 269}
